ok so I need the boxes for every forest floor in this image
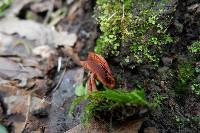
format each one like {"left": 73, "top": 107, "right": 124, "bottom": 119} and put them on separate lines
{"left": 0, "top": 0, "right": 200, "bottom": 133}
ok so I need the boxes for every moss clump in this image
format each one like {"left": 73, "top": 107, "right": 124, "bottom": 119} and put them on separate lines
{"left": 189, "top": 41, "right": 200, "bottom": 54}
{"left": 178, "top": 62, "right": 195, "bottom": 87}
{"left": 69, "top": 89, "right": 149, "bottom": 125}
{"left": 152, "top": 93, "right": 167, "bottom": 109}
{"left": 175, "top": 115, "right": 200, "bottom": 129}
{"left": 191, "top": 83, "right": 200, "bottom": 96}
{"left": 189, "top": 41, "right": 200, "bottom": 62}
{"left": 95, "top": 0, "right": 173, "bottom": 65}
{"left": 184, "top": 41, "right": 200, "bottom": 96}
{"left": 175, "top": 59, "right": 200, "bottom": 96}
{"left": 176, "top": 61, "right": 196, "bottom": 94}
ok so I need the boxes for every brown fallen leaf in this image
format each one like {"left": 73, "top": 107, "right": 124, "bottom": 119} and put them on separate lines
{"left": 22, "top": 58, "right": 40, "bottom": 68}
{"left": 61, "top": 47, "right": 81, "bottom": 66}
{"left": 31, "top": 79, "right": 49, "bottom": 98}
{"left": 0, "top": 57, "right": 42, "bottom": 87}
{"left": 0, "top": 57, "right": 21, "bottom": 78}
{"left": 0, "top": 17, "right": 77, "bottom": 47}
{"left": 66, "top": 0, "right": 83, "bottom": 23}
{"left": 3, "top": 94, "right": 47, "bottom": 133}
{"left": 4, "top": 95, "right": 28, "bottom": 115}
{"left": 0, "top": 84, "right": 28, "bottom": 96}
{"left": 33, "top": 45, "right": 56, "bottom": 59}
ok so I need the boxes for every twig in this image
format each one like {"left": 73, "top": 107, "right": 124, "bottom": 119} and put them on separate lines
{"left": 21, "top": 87, "right": 41, "bottom": 132}
{"left": 21, "top": 94, "right": 31, "bottom": 131}
{"left": 53, "top": 67, "right": 66, "bottom": 92}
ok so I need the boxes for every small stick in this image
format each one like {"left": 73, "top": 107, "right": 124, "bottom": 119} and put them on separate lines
{"left": 21, "top": 87, "right": 41, "bottom": 132}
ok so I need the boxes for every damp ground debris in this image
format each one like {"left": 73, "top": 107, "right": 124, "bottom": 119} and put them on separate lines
{"left": 0, "top": 0, "right": 200, "bottom": 133}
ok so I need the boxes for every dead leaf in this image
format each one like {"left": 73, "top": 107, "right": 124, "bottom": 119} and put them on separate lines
{"left": 22, "top": 58, "right": 40, "bottom": 67}
{"left": 30, "top": 0, "right": 62, "bottom": 13}
{"left": 6, "top": 0, "right": 39, "bottom": 16}
{"left": 33, "top": 45, "right": 56, "bottom": 59}
{"left": 0, "top": 33, "right": 34, "bottom": 56}
{"left": 4, "top": 95, "right": 27, "bottom": 115}
{"left": 0, "top": 84, "right": 28, "bottom": 96}
{"left": 32, "top": 79, "right": 49, "bottom": 98}
{"left": 0, "top": 17, "right": 77, "bottom": 47}
{"left": 3, "top": 95, "right": 46, "bottom": 133}
{"left": 0, "top": 57, "right": 42, "bottom": 86}
{"left": 0, "top": 33, "right": 13, "bottom": 53}
{"left": 66, "top": 0, "right": 84, "bottom": 22}
{"left": 67, "top": 0, "right": 75, "bottom": 5}
{"left": 62, "top": 47, "right": 81, "bottom": 65}
{"left": 0, "top": 57, "right": 21, "bottom": 79}
{"left": 44, "top": 53, "right": 58, "bottom": 75}
{"left": 30, "top": 1, "right": 53, "bottom": 13}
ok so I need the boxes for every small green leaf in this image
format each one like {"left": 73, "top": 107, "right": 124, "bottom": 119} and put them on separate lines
{"left": 0, "top": 0, "right": 12, "bottom": 17}
{"left": 75, "top": 84, "right": 87, "bottom": 96}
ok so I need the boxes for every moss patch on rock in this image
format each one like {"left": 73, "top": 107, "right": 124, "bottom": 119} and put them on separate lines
{"left": 95, "top": 0, "right": 174, "bottom": 67}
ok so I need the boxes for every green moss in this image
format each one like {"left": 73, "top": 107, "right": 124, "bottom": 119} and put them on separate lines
{"left": 189, "top": 41, "right": 200, "bottom": 54}
{"left": 152, "top": 93, "right": 167, "bottom": 109}
{"left": 175, "top": 58, "right": 200, "bottom": 96}
{"left": 178, "top": 62, "right": 195, "bottom": 87}
{"left": 175, "top": 115, "right": 184, "bottom": 126}
{"left": 188, "top": 41, "right": 200, "bottom": 62}
{"left": 69, "top": 88, "right": 149, "bottom": 125}
{"left": 191, "top": 83, "right": 200, "bottom": 96}
{"left": 95, "top": 0, "right": 173, "bottom": 65}
{"left": 175, "top": 115, "right": 200, "bottom": 128}
{"left": 176, "top": 61, "right": 196, "bottom": 94}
